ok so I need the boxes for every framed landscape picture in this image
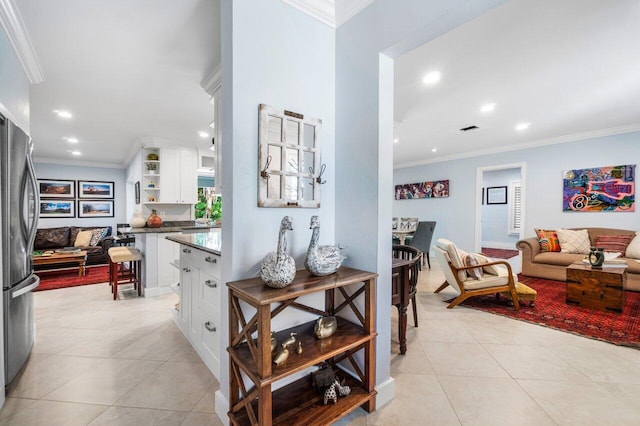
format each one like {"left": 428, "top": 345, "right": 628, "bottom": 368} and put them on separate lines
{"left": 487, "top": 186, "right": 508, "bottom": 204}
{"left": 37, "top": 179, "right": 75, "bottom": 198}
{"left": 39, "top": 199, "right": 75, "bottom": 218}
{"left": 78, "top": 200, "right": 114, "bottom": 218}
{"left": 78, "top": 180, "right": 114, "bottom": 199}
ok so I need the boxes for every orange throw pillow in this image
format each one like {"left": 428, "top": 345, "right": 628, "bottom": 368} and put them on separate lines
{"left": 535, "top": 229, "right": 561, "bottom": 252}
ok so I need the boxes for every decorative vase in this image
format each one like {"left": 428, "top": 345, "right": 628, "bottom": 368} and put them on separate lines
{"left": 147, "top": 209, "right": 163, "bottom": 228}
{"left": 129, "top": 209, "right": 146, "bottom": 228}
{"left": 588, "top": 246, "right": 605, "bottom": 268}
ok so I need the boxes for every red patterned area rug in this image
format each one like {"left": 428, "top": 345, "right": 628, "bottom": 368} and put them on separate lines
{"left": 35, "top": 265, "right": 109, "bottom": 292}
{"left": 462, "top": 275, "right": 640, "bottom": 348}
{"left": 481, "top": 247, "right": 519, "bottom": 259}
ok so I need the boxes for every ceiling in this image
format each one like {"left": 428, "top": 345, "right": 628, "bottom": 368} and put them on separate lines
{"left": 17, "top": 0, "right": 220, "bottom": 167}
{"left": 393, "top": 0, "right": 640, "bottom": 167}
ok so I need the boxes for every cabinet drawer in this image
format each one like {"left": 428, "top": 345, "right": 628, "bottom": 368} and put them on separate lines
{"left": 198, "top": 308, "right": 221, "bottom": 379}
{"left": 192, "top": 252, "right": 221, "bottom": 278}
{"left": 198, "top": 271, "right": 220, "bottom": 315}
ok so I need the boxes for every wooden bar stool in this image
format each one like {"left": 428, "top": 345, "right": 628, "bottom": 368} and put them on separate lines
{"left": 108, "top": 247, "right": 142, "bottom": 300}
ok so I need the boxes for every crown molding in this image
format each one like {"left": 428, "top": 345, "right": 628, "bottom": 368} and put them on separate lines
{"left": 33, "top": 156, "right": 126, "bottom": 169}
{"left": 336, "top": 0, "right": 374, "bottom": 27}
{"left": 394, "top": 123, "right": 640, "bottom": 169}
{"left": 282, "top": 0, "right": 335, "bottom": 27}
{"left": 0, "top": 0, "right": 44, "bottom": 84}
{"left": 201, "top": 64, "right": 221, "bottom": 97}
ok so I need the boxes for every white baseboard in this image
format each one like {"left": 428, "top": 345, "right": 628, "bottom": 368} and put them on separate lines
{"left": 215, "top": 390, "right": 229, "bottom": 426}
{"left": 376, "top": 376, "right": 395, "bottom": 409}
{"left": 481, "top": 241, "right": 518, "bottom": 250}
{"left": 143, "top": 286, "right": 173, "bottom": 298}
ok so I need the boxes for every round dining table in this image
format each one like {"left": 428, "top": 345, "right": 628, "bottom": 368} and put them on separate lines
{"left": 392, "top": 229, "right": 414, "bottom": 245}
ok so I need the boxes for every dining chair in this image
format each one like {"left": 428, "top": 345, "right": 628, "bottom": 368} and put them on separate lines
{"left": 407, "top": 221, "right": 436, "bottom": 268}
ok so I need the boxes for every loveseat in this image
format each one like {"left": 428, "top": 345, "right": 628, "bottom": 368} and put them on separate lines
{"left": 517, "top": 227, "right": 640, "bottom": 291}
{"left": 34, "top": 226, "right": 114, "bottom": 266}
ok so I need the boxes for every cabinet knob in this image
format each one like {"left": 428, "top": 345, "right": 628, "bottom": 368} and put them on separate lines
{"left": 182, "top": 267, "right": 190, "bottom": 272}
{"left": 204, "top": 280, "right": 217, "bottom": 288}
{"left": 204, "top": 321, "right": 216, "bottom": 332}
{"left": 182, "top": 248, "right": 191, "bottom": 253}
{"left": 205, "top": 256, "right": 217, "bottom": 264}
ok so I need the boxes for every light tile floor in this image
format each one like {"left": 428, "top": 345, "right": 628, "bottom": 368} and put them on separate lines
{"left": 0, "top": 283, "right": 222, "bottom": 426}
{"left": 2, "top": 261, "right": 640, "bottom": 425}
{"left": 340, "top": 260, "right": 640, "bottom": 426}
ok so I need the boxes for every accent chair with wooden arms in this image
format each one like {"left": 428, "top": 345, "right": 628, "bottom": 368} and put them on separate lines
{"left": 433, "top": 238, "right": 520, "bottom": 310}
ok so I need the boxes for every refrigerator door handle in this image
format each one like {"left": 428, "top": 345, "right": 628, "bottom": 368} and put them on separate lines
{"left": 24, "top": 143, "right": 39, "bottom": 251}
{"left": 12, "top": 274, "right": 39, "bottom": 298}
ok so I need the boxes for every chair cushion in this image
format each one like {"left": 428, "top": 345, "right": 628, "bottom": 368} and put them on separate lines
{"left": 535, "top": 228, "right": 561, "bottom": 252}
{"left": 73, "top": 230, "right": 93, "bottom": 247}
{"left": 557, "top": 228, "right": 590, "bottom": 254}
{"left": 436, "top": 238, "right": 467, "bottom": 282}
{"left": 595, "top": 234, "right": 634, "bottom": 254}
{"left": 463, "top": 275, "right": 509, "bottom": 290}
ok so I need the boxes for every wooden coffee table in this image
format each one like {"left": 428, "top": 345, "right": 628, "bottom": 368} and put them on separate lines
{"left": 566, "top": 263, "right": 627, "bottom": 313}
{"left": 33, "top": 251, "right": 88, "bottom": 276}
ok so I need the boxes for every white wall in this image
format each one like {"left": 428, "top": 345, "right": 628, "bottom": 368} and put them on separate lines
{"left": 218, "top": 0, "right": 336, "bottom": 417}
{"left": 34, "top": 163, "right": 127, "bottom": 231}
{"left": 0, "top": 30, "right": 30, "bottom": 132}
{"left": 394, "top": 132, "right": 640, "bottom": 253}
{"left": 481, "top": 168, "right": 521, "bottom": 248}
{"left": 336, "top": 0, "right": 507, "bottom": 406}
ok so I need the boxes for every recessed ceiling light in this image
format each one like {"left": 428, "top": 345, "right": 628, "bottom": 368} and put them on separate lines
{"left": 71, "top": 151, "right": 81, "bottom": 156}
{"left": 63, "top": 137, "right": 79, "bottom": 143}
{"left": 422, "top": 71, "right": 441, "bottom": 85}
{"left": 198, "top": 131, "right": 210, "bottom": 138}
{"left": 53, "top": 109, "right": 73, "bottom": 119}
{"left": 515, "top": 122, "right": 531, "bottom": 131}
{"left": 393, "top": 138, "right": 399, "bottom": 143}
{"left": 480, "top": 103, "right": 496, "bottom": 113}
{"left": 432, "top": 148, "right": 437, "bottom": 153}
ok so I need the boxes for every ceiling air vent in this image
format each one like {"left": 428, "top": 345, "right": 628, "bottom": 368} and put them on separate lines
{"left": 460, "top": 125, "right": 479, "bottom": 132}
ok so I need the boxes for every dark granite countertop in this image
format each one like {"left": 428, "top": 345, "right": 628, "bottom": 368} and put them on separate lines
{"left": 125, "top": 221, "right": 220, "bottom": 234}
{"left": 166, "top": 229, "right": 221, "bottom": 255}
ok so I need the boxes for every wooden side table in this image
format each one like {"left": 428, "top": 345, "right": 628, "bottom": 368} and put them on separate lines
{"left": 566, "top": 263, "right": 627, "bottom": 313}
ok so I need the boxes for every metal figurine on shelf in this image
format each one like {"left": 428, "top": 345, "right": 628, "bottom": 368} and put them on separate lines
{"left": 304, "top": 216, "right": 345, "bottom": 276}
{"left": 296, "top": 341, "right": 303, "bottom": 354}
{"left": 260, "top": 216, "right": 296, "bottom": 288}
{"left": 272, "top": 343, "right": 290, "bottom": 366}
{"left": 314, "top": 316, "right": 337, "bottom": 339}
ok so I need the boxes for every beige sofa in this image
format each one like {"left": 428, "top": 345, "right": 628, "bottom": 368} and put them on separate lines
{"left": 517, "top": 228, "right": 640, "bottom": 292}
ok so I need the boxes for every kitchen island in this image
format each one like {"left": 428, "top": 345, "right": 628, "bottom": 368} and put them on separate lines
{"left": 126, "top": 222, "right": 219, "bottom": 297}
{"left": 166, "top": 230, "right": 222, "bottom": 380}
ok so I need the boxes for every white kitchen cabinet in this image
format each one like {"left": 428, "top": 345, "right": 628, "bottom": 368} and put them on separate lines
{"left": 175, "top": 245, "right": 221, "bottom": 380}
{"left": 159, "top": 148, "right": 197, "bottom": 204}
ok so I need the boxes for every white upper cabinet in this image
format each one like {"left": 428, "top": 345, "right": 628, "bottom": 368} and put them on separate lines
{"left": 158, "top": 148, "right": 198, "bottom": 204}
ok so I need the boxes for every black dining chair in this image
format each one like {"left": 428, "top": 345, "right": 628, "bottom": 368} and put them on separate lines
{"left": 407, "top": 221, "right": 436, "bottom": 268}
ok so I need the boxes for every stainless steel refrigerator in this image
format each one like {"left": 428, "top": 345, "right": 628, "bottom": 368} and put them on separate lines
{"left": 0, "top": 113, "right": 40, "bottom": 385}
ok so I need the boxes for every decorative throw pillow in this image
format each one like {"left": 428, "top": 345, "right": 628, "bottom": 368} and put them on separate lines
{"left": 626, "top": 233, "right": 640, "bottom": 259}
{"left": 474, "top": 253, "right": 503, "bottom": 276}
{"left": 89, "top": 227, "right": 108, "bottom": 246}
{"left": 462, "top": 253, "right": 483, "bottom": 280}
{"left": 556, "top": 228, "right": 591, "bottom": 254}
{"left": 596, "top": 234, "right": 634, "bottom": 254}
{"left": 535, "top": 229, "right": 561, "bottom": 252}
{"left": 74, "top": 230, "right": 93, "bottom": 247}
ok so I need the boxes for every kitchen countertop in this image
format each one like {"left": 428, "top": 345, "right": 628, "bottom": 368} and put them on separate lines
{"left": 166, "top": 229, "right": 221, "bottom": 255}
{"left": 125, "top": 221, "right": 220, "bottom": 234}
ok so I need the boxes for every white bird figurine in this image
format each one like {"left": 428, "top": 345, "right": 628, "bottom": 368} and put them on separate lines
{"left": 260, "top": 216, "right": 296, "bottom": 288}
{"left": 304, "top": 216, "right": 345, "bottom": 276}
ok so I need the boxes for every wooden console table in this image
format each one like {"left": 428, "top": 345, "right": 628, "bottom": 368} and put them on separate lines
{"left": 227, "top": 267, "right": 378, "bottom": 426}
{"left": 33, "top": 251, "right": 88, "bottom": 276}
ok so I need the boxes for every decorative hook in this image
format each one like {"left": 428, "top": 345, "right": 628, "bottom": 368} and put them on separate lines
{"left": 309, "top": 163, "right": 327, "bottom": 185}
{"left": 261, "top": 155, "right": 272, "bottom": 179}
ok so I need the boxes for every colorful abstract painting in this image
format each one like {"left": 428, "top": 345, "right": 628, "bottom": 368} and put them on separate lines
{"left": 562, "top": 164, "right": 635, "bottom": 212}
{"left": 395, "top": 180, "right": 449, "bottom": 200}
